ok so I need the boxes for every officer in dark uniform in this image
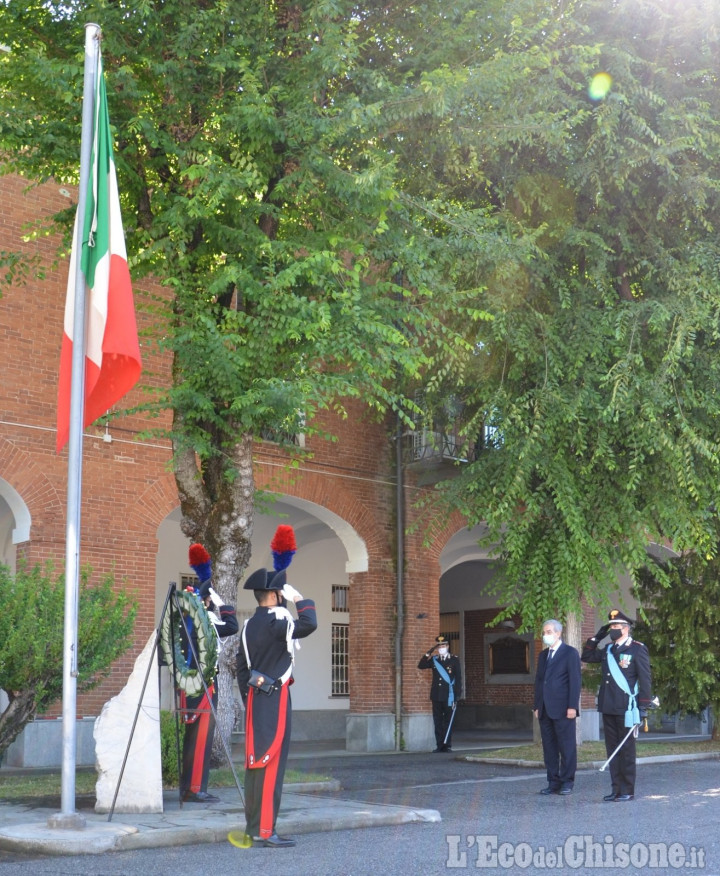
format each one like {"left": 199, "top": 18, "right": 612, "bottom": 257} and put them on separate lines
{"left": 180, "top": 543, "right": 238, "bottom": 803}
{"left": 581, "top": 608, "right": 652, "bottom": 802}
{"left": 418, "top": 635, "right": 462, "bottom": 752}
{"left": 236, "top": 567, "right": 317, "bottom": 847}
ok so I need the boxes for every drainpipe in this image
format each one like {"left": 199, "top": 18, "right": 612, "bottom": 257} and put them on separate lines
{"left": 395, "top": 413, "right": 405, "bottom": 751}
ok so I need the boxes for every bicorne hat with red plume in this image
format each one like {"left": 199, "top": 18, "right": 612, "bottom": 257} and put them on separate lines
{"left": 189, "top": 543, "right": 212, "bottom": 597}
{"left": 270, "top": 524, "right": 297, "bottom": 571}
{"left": 243, "top": 524, "right": 297, "bottom": 591}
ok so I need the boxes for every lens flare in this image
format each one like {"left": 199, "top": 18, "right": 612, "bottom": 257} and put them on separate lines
{"left": 589, "top": 72, "right": 612, "bottom": 100}
{"left": 228, "top": 830, "right": 253, "bottom": 848}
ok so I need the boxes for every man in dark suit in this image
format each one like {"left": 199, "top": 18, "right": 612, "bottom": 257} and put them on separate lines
{"left": 581, "top": 608, "right": 652, "bottom": 802}
{"left": 533, "top": 618, "right": 582, "bottom": 795}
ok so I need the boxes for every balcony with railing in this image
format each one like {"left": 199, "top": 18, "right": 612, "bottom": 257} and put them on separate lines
{"left": 402, "top": 389, "right": 501, "bottom": 480}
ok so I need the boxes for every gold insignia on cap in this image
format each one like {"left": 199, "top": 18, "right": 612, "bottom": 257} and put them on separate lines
{"left": 609, "top": 610, "right": 619, "bottom": 618}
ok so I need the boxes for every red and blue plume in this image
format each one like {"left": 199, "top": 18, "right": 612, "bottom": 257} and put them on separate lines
{"left": 188, "top": 543, "right": 212, "bottom": 583}
{"left": 271, "top": 525, "right": 296, "bottom": 571}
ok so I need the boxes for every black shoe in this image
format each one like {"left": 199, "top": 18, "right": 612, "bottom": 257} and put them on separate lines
{"left": 260, "top": 833, "right": 296, "bottom": 848}
{"left": 558, "top": 787, "right": 573, "bottom": 795}
{"left": 182, "top": 790, "right": 219, "bottom": 803}
{"left": 432, "top": 747, "right": 444, "bottom": 753}
{"left": 539, "top": 786, "right": 559, "bottom": 795}
{"left": 603, "top": 792, "right": 618, "bottom": 802}
{"left": 614, "top": 794, "right": 634, "bottom": 802}
{"left": 443, "top": 746, "right": 453, "bottom": 752}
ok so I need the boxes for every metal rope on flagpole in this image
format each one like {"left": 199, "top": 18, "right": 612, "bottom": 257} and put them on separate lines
{"left": 48, "top": 21, "right": 101, "bottom": 831}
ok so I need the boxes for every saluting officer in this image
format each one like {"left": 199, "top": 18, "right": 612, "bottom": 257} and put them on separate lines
{"left": 418, "top": 635, "right": 462, "bottom": 752}
{"left": 236, "top": 565, "right": 317, "bottom": 847}
{"left": 581, "top": 609, "right": 652, "bottom": 802}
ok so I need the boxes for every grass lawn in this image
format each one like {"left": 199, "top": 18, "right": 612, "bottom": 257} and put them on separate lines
{"left": 3, "top": 740, "right": 717, "bottom": 800}
{"left": 468, "top": 738, "right": 720, "bottom": 764}
{"left": 0, "top": 764, "right": 330, "bottom": 802}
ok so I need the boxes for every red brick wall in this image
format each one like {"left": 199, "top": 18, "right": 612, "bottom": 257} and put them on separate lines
{"left": 464, "top": 609, "right": 534, "bottom": 707}
{"left": 8, "top": 175, "right": 585, "bottom": 727}
{"left": 1, "top": 173, "right": 457, "bottom": 722}
{"left": 1, "top": 175, "right": 176, "bottom": 717}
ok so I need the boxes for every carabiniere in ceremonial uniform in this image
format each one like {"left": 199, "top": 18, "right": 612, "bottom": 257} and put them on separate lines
{"left": 581, "top": 608, "right": 652, "bottom": 802}
{"left": 418, "top": 635, "right": 462, "bottom": 752}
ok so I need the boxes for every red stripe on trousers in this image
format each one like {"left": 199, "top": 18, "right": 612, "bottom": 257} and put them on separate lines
{"left": 189, "top": 686, "right": 212, "bottom": 793}
{"left": 259, "top": 751, "right": 280, "bottom": 838}
{"left": 257, "top": 685, "right": 289, "bottom": 838}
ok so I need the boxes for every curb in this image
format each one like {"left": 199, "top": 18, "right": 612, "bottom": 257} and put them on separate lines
{"left": 461, "top": 751, "right": 720, "bottom": 769}
{"left": 0, "top": 789, "right": 440, "bottom": 856}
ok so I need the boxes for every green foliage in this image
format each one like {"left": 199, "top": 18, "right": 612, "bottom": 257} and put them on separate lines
{"left": 634, "top": 552, "right": 720, "bottom": 724}
{"left": 0, "top": 0, "right": 485, "bottom": 469}
{"left": 0, "top": 561, "right": 137, "bottom": 753}
{"left": 2, "top": 0, "right": 720, "bottom": 630}
{"left": 159, "top": 709, "right": 184, "bottom": 787}
{"left": 426, "top": 0, "right": 720, "bottom": 627}
{"left": 0, "top": 249, "right": 38, "bottom": 289}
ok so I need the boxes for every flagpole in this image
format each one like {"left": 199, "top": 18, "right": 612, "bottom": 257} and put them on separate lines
{"left": 48, "top": 21, "right": 101, "bottom": 830}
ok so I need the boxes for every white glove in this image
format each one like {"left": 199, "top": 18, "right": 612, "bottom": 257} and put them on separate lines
{"left": 208, "top": 586, "right": 223, "bottom": 608}
{"left": 281, "top": 582, "right": 303, "bottom": 603}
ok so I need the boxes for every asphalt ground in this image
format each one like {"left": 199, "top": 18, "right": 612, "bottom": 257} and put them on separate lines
{"left": 0, "top": 746, "right": 718, "bottom": 875}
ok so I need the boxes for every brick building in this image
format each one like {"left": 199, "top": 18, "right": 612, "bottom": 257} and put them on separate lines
{"left": 2, "top": 174, "right": 630, "bottom": 766}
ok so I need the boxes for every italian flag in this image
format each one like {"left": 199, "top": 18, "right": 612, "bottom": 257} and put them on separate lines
{"left": 56, "top": 54, "right": 141, "bottom": 453}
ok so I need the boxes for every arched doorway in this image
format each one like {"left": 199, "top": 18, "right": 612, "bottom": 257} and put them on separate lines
{"left": 439, "top": 525, "right": 535, "bottom": 734}
{"left": 155, "top": 497, "right": 367, "bottom": 742}
{"left": 0, "top": 476, "right": 32, "bottom": 571}
{"left": 0, "top": 478, "right": 32, "bottom": 717}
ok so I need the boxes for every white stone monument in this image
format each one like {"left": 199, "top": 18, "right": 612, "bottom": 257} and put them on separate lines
{"left": 94, "top": 632, "right": 163, "bottom": 813}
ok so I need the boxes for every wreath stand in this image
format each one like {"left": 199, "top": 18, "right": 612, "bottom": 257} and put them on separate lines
{"left": 106, "top": 582, "right": 244, "bottom": 822}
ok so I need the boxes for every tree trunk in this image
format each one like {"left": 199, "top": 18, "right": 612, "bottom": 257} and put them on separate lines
{"left": 0, "top": 689, "right": 37, "bottom": 759}
{"left": 565, "top": 611, "right": 583, "bottom": 747}
{"left": 173, "top": 428, "right": 256, "bottom": 765}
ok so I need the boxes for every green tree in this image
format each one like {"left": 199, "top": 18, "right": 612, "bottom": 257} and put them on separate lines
{"left": 0, "top": 562, "right": 137, "bottom": 757}
{"left": 634, "top": 553, "right": 720, "bottom": 741}
{"left": 0, "top": 0, "right": 486, "bottom": 750}
{"left": 422, "top": 0, "right": 720, "bottom": 627}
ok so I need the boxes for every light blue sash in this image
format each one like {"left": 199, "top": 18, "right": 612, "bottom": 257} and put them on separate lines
{"left": 432, "top": 657, "right": 455, "bottom": 706}
{"left": 606, "top": 648, "right": 639, "bottom": 727}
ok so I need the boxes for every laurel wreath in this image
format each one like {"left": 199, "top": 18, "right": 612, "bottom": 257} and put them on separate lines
{"left": 160, "top": 589, "right": 218, "bottom": 696}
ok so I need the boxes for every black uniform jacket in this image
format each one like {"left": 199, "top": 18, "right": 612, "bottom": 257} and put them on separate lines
{"left": 417, "top": 653, "right": 462, "bottom": 705}
{"left": 581, "top": 636, "right": 652, "bottom": 715}
{"left": 236, "top": 599, "right": 317, "bottom": 766}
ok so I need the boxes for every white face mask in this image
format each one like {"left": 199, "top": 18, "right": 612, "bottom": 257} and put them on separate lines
{"left": 542, "top": 633, "right": 556, "bottom": 647}
{"left": 438, "top": 646, "right": 449, "bottom": 657}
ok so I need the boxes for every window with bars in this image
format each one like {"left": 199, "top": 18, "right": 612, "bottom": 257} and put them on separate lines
{"left": 439, "top": 611, "right": 461, "bottom": 648}
{"left": 332, "top": 584, "right": 349, "bottom": 612}
{"left": 331, "top": 623, "right": 349, "bottom": 696}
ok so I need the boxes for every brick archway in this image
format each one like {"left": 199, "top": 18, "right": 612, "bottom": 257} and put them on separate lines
{"left": 0, "top": 439, "right": 64, "bottom": 562}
